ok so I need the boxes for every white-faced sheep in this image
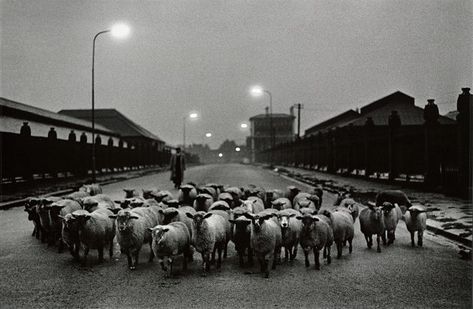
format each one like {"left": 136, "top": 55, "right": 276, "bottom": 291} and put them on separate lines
{"left": 193, "top": 193, "right": 214, "bottom": 212}
{"left": 335, "top": 197, "right": 360, "bottom": 222}
{"left": 271, "top": 198, "right": 292, "bottom": 211}
{"left": 160, "top": 206, "right": 196, "bottom": 243}
{"left": 404, "top": 205, "right": 427, "bottom": 247}
{"left": 110, "top": 206, "right": 162, "bottom": 270}
{"left": 243, "top": 212, "right": 282, "bottom": 278}
{"left": 186, "top": 211, "right": 228, "bottom": 276}
{"left": 72, "top": 207, "right": 116, "bottom": 264}
{"left": 241, "top": 196, "right": 265, "bottom": 214}
{"left": 381, "top": 202, "right": 402, "bottom": 245}
{"left": 277, "top": 208, "right": 302, "bottom": 262}
{"left": 60, "top": 209, "right": 89, "bottom": 260}
{"left": 375, "top": 190, "right": 412, "bottom": 208}
{"left": 178, "top": 184, "right": 198, "bottom": 206}
{"left": 296, "top": 214, "right": 334, "bottom": 270}
{"left": 359, "top": 205, "right": 385, "bottom": 253}
{"left": 150, "top": 222, "right": 193, "bottom": 277}
{"left": 321, "top": 209, "right": 354, "bottom": 259}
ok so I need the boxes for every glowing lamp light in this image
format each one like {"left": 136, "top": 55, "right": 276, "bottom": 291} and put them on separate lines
{"left": 240, "top": 123, "right": 248, "bottom": 129}
{"left": 189, "top": 112, "right": 198, "bottom": 119}
{"left": 205, "top": 132, "right": 212, "bottom": 138}
{"left": 235, "top": 147, "right": 241, "bottom": 152}
{"left": 250, "top": 85, "right": 264, "bottom": 97}
{"left": 218, "top": 153, "right": 223, "bottom": 158}
{"left": 110, "top": 23, "right": 131, "bottom": 39}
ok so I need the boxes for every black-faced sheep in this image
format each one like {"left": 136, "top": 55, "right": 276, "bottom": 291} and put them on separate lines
{"left": 381, "top": 202, "right": 402, "bottom": 245}
{"left": 271, "top": 198, "right": 292, "bottom": 211}
{"left": 48, "top": 199, "right": 82, "bottom": 252}
{"left": 178, "top": 184, "right": 198, "bottom": 206}
{"left": 359, "top": 205, "right": 385, "bottom": 253}
{"left": 193, "top": 193, "right": 214, "bottom": 212}
{"left": 296, "top": 214, "right": 333, "bottom": 270}
{"left": 375, "top": 190, "right": 412, "bottom": 208}
{"left": 335, "top": 197, "right": 360, "bottom": 222}
{"left": 24, "top": 197, "right": 42, "bottom": 239}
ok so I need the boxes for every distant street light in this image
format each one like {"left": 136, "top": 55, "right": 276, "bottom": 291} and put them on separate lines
{"left": 250, "top": 85, "right": 273, "bottom": 166}
{"left": 235, "top": 147, "right": 241, "bottom": 152}
{"left": 205, "top": 132, "right": 212, "bottom": 138}
{"left": 240, "top": 123, "right": 248, "bottom": 129}
{"left": 218, "top": 153, "right": 223, "bottom": 158}
{"left": 91, "top": 22, "right": 130, "bottom": 182}
{"left": 183, "top": 112, "right": 199, "bottom": 150}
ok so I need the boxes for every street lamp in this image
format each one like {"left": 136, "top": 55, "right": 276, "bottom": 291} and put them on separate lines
{"left": 240, "top": 123, "right": 248, "bottom": 129}
{"left": 183, "top": 112, "right": 199, "bottom": 151}
{"left": 205, "top": 132, "right": 212, "bottom": 138}
{"left": 235, "top": 147, "right": 241, "bottom": 152}
{"left": 91, "top": 22, "right": 130, "bottom": 182}
{"left": 250, "top": 85, "right": 274, "bottom": 166}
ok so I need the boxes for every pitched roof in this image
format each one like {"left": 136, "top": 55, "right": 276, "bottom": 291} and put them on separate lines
{"left": 250, "top": 113, "right": 295, "bottom": 120}
{"left": 0, "top": 97, "right": 117, "bottom": 135}
{"left": 305, "top": 110, "right": 360, "bottom": 136}
{"left": 58, "top": 108, "right": 164, "bottom": 142}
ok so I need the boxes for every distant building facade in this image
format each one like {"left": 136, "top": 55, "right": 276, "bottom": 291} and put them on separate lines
{"left": 247, "top": 111, "right": 295, "bottom": 162}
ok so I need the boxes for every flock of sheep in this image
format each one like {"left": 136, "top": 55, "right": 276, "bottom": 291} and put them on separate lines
{"left": 23, "top": 183, "right": 427, "bottom": 278}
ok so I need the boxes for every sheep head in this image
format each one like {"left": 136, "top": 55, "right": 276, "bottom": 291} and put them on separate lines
{"left": 296, "top": 214, "right": 319, "bottom": 231}
{"left": 277, "top": 213, "right": 296, "bottom": 229}
{"left": 149, "top": 226, "right": 170, "bottom": 246}
{"left": 112, "top": 210, "right": 139, "bottom": 232}
{"left": 186, "top": 211, "right": 212, "bottom": 228}
{"left": 382, "top": 202, "right": 395, "bottom": 215}
{"left": 162, "top": 208, "right": 179, "bottom": 224}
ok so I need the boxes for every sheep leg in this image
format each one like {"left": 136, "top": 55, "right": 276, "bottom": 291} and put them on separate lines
{"left": 291, "top": 244, "right": 298, "bottom": 261}
{"left": 418, "top": 231, "right": 423, "bottom": 247}
{"left": 224, "top": 243, "right": 228, "bottom": 259}
{"left": 376, "top": 234, "right": 381, "bottom": 253}
{"left": 272, "top": 247, "right": 280, "bottom": 270}
{"left": 348, "top": 239, "right": 353, "bottom": 254}
{"left": 32, "top": 226, "right": 37, "bottom": 237}
{"left": 304, "top": 249, "right": 310, "bottom": 267}
{"left": 98, "top": 247, "right": 104, "bottom": 263}
{"left": 326, "top": 245, "right": 332, "bottom": 264}
{"left": 210, "top": 246, "right": 216, "bottom": 265}
{"left": 238, "top": 249, "right": 244, "bottom": 267}
{"left": 313, "top": 248, "right": 320, "bottom": 270}
{"left": 82, "top": 247, "right": 89, "bottom": 266}
{"left": 216, "top": 246, "right": 223, "bottom": 270}
{"left": 148, "top": 243, "right": 155, "bottom": 262}
{"left": 109, "top": 240, "right": 114, "bottom": 260}
{"left": 159, "top": 258, "right": 167, "bottom": 271}
{"left": 410, "top": 231, "right": 415, "bottom": 247}
{"left": 336, "top": 241, "right": 342, "bottom": 259}
{"left": 284, "top": 247, "right": 289, "bottom": 263}
{"left": 365, "top": 234, "right": 372, "bottom": 249}
{"left": 127, "top": 253, "right": 133, "bottom": 269}
{"left": 168, "top": 258, "right": 173, "bottom": 278}
{"left": 258, "top": 256, "right": 265, "bottom": 273}
{"left": 131, "top": 251, "right": 139, "bottom": 269}
{"left": 73, "top": 242, "right": 80, "bottom": 260}
{"left": 382, "top": 231, "right": 387, "bottom": 245}
{"left": 264, "top": 257, "right": 270, "bottom": 278}
{"left": 183, "top": 252, "right": 188, "bottom": 271}
{"left": 248, "top": 247, "right": 254, "bottom": 266}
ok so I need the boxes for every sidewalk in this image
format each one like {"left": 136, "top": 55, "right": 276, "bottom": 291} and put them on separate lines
{"left": 271, "top": 165, "right": 472, "bottom": 248}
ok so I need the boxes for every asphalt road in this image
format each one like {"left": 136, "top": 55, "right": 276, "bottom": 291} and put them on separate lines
{"left": 0, "top": 164, "right": 471, "bottom": 308}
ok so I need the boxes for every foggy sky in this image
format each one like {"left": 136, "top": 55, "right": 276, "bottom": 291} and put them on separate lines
{"left": 1, "top": 0, "right": 472, "bottom": 149}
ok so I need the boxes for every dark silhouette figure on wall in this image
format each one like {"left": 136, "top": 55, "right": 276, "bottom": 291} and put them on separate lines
{"left": 68, "top": 130, "right": 76, "bottom": 142}
{"left": 48, "top": 127, "right": 57, "bottom": 140}
{"left": 20, "top": 122, "right": 31, "bottom": 136}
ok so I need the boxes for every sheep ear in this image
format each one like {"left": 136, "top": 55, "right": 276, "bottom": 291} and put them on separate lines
{"left": 129, "top": 215, "right": 139, "bottom": 219}
{"left": 311, "top": 216, "right": 320, "bottom": 221}
{"left": 252, "top": 199, "right": 257, "bottom": 204}
{"left": 148, "top": 227, "right": 155, "bottom": 232}
{"left": 204, "top": 213, "right": 213, "bottom": 219}
{"left": 242, "top": 212, "right": 254, "bottom": 220}
{"left": 229, "top": 219, "right": 236, "bottom": 224}
{"left": 58, "top": 215, "right": 65, "bottom": 220}
{"left": 158, "top": 209, "right": 164, "bottom": 214}
{"left": 109, "top": 215, "right": 117, "bottom": 219}
{"left": 108, "top": 208, "right": 121, "bottom": 214}
{"left": 296, "top": 216, "right": 303, "bottom": 220}
{"left": 289, "top": 213, "right": 296, "bottom": 218}
{"left": 185, "top": 213, "right": 194, "bottom": 219}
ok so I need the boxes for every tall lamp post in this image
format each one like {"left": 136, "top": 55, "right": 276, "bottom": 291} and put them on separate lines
{"left": 250, "top": 85, "right": 274, "bottom": 167}
{"left": 183, "top": 112, "right": 198, "bottom": 151}
{"left": 91, "top": 23, "right": 130, "bottom": 182}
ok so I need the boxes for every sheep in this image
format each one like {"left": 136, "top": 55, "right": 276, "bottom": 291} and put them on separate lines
{"left": 80, "top": 184, "right": 103, "bottom": 196}
{"left": 198, "top": 186, "right": 218, "bottom": 201}
{"left": 277, "top": 208, "right": 302, "bottom": 262}
{"left": 178, "top": 184, "right": 198, "bottom": 206}
{"left": 123, "top": 188, "right": 140, "bottom": 198}
{"left": 208, "top": 200, "right": 231, "bottom": 212}
{"left": 310, "top": 185, "right": 324, "bottom": 206}
{"left": 335, "top": 197, "right": 360, "bottom": 222}
{"left": 320, "top": 209, "right": 354, "bottom": 259}
{"left": 48, "top": 199, "right": 82, "bottom": 252}
{"left": 109, "top": 206, "right": 162, "bottom": 270}
{"left": 186, "top": 211, "right": 228, "bottom": 276}
{"left": 285, "top": 186, "right": 301, "bottom": 203}
{"left": 271, "top": 197, "right": 292, "bottom": 211}
{"left": 224, "top": 187, "right": 244, "bottom": 207}
{"left": 24, "top": 197, "right": 42, "bottom": 239}
{"left": 381, "top": 202, "right": 402, "bottom": 245}
{"left": 151, "top": 190, "right": 174, "bottom": 204}
{"left": 403, "top": 205, "right": 427, "bottom": 247}
{"left": 150, "top": 222, "right": 193, "bottom": 277}
{"left": 218, "top": 192, "right": 235, "bottom": 209}
{"left": 296, "top": 214, "right": 334, "bottom": 270}
{"left": 228, "top": 216, "right": 253, "bottom": 267}
{"left": 72, "top": 207, "right": 116, "bottom": 264}
{"left": 359, "top": 205, "right": 385, "bottom": 253}
{"left": 65, "top": 191, "right": 90, "bottom": 202}
{"left": 241, "top": 196, "right": 265, "bottom": 214}
{"left": 193, "top": 193, "right": 214, "bottom": 212}
{"left": 299, "top": 207, "right": 318, "bottom": 216}
{"left": 163, "top": 199, "right": 181, "bottom": 209}
{"left": 205, "top": 183, "right": 222, "bottom": 197}
{"left": 242, "top": 185, "right": 266, "bottom": 205}
{"left": 265, "top": 189, "right": 284, "bottom": 208}
{"left": 38, "top": 197, "right": 62, "bottom": 245}
{"left": 60, "top": 209, "right": 89, "bottom": 260}
{"left": 243, "top": 212, "right": 282, "bottom": 278}
{"left": 208, "top": 207, "right": 232, "bottom": 257}
{"left": 160, "top": 206, "right": 196, "bottom": 243}
{"left": 293, "top": 192, "right": 320, "bottom": 212}
{"left": 81, "top": 194, "right": 116, "bottom": 212}
{"left": 375, "top": 190, "right": 412, "bottom": 209}
{"left": 142, "top": 189, "right": 158, "bottom": 199}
